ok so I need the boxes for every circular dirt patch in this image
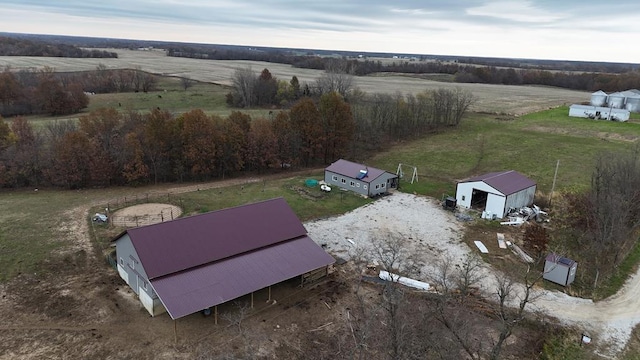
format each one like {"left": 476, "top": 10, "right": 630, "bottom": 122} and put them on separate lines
{"left": 111, "top": 203, "right": 183, "bottom": 227}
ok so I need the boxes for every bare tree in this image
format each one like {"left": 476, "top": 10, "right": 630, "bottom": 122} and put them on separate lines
{"left": 231, "top": 67, "right": 256, "bottom": 108}
{"left": 489, "top": 264, "right": 542, "bottom": 360}
{"left": 220, "top": 301, "right": 251, "bottom": 335}
{"left": 315, "top": 60, "right": 355, "bottom": 98}
{"left": 181, "top": 76, "right": 196, "bottom": 90}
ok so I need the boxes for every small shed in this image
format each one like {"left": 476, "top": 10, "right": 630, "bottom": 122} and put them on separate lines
{"left": 543, "top": 253, "right": 577, "bottom": 286}
{"left": 324, "top": 159, "right": 398, "bottom": 197}
{"left": 455, "top": 170, "right": 536, "bottom": 219}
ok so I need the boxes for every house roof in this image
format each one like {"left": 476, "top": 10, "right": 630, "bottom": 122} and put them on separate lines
{"left": 325, "top": 159, "right": 395, "bottom": 182}
{"left": 125, "top": 197, "right": 308, "bottom": 279}
{"left": 462, "top": 170, "right": 536, "bottom": 195}
{"left": 151, "top": 236, "right": 334, "bottom": 319}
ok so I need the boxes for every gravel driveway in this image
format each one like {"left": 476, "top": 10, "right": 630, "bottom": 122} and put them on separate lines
{"left": 305, "top": 192, "right": 639, "bottom": 357}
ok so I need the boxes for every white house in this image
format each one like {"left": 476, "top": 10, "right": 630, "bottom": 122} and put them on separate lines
{"left": 456, "top": 170, "right": 536, "bottom": 219}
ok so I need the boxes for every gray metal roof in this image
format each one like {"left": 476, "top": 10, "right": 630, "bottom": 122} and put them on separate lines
{"left": 325, "top": 159, "right": 396, "bottom": 183}
{"left": 151, "top": 236, "right": 334, "bottom": 319}
{"left": 126, "top": 198, "right": 308, "bottom": 279}
{"left": 462, "top": 170, "right": 536, "bottom": 195}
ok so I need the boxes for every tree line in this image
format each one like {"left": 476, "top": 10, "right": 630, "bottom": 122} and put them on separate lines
{"left": 167, "top": 45, "right": 640, "bottom": 93}
{"left": 0, "top": 88, "right": 473, "bottom": 189}
{"left": 0, "top": 36, "right": 117, "bottom": 58}
{"left": 560, "top": 145, "right": 640, "bottom": 292}
{"left": 0, "top": 66, "right": 157, "bottom": 117}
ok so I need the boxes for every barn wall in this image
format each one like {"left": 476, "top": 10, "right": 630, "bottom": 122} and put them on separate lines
{"left": 504, "top": 186, "right": 536, "bottom": 215}
{"left": 485, "top": 194, "right": 507, "bottom": 218}
{"left": 543, "top": 261, "right": 570, "bottom": 286}
{"left": 569, "top": 106, "right": 591, "bottom": 118}
{"left": 324, "top": 171, "right": 368, "bottom": 196}
{"left": 455, "top": 181, "right": 501, "bottom": 209}
{"left": 114, "top": 234, "right": 159, "bottom": 316}
{"left": 369, "top": 173, "right": 397, "bottom": 196}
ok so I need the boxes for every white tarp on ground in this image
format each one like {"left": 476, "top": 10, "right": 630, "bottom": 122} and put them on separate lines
{"left": 379, "top": 270, "right": 430, "bottom": 291}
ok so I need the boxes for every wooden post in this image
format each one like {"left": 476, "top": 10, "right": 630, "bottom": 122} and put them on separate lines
{"left": 549, "top": 160, "right": 560, "bottom": 207}
{"left": 214, "top": 306, "right": 218, "bottom": 325}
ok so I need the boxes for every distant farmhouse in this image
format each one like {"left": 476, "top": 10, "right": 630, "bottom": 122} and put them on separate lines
{"left": 324, "top": 159, "right": 399, "bottom": 197}
{"left": 112, "top": 198, "right": 334, "bottom": 319}
{"left": 568, "top": 89, "right": 640, "bottom": 122}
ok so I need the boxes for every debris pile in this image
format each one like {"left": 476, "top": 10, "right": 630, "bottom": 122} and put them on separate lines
{"left": 501, "top": 205, "right": 548, "bottom": 226}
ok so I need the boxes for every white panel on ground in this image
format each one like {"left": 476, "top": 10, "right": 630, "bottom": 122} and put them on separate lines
{"left": 474, "top": 240, "right": 489, "bottom": 253}
{"left": 379, "top": 270, "right": 430, "bottom": 290}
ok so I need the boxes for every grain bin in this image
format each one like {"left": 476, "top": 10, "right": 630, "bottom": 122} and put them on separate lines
{"left": 607, "top": 92, "right": 626, "bottom": 109}
{"left": 590, "top": 90, "right": 607, "bottom": 106}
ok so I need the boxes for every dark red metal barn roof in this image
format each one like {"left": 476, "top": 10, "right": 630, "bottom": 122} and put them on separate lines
{"left": 325, "top": 159, "right": 392, "bottom": 182}
{"left": 126, "top": 198, "right": 308, "bottom": 279}
{"left": 463, "top": 170, "right": 536, "bottom": 195}
{"left": 151, "top": 236, "right": 334, "bottom": 319}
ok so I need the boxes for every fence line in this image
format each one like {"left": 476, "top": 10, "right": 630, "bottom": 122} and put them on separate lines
{"left": 109, "top": 207, "right": 177, "bottom": 228}
{"left": 105, "top": 193, "right": 175, "bottom": 213}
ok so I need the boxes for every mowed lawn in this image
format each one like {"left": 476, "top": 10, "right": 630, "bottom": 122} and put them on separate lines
{"left": 365, "top": 107, "right": 639, "bottom": 197}
{"left": 2, "top": 107, "right": 639, "bottom": 282}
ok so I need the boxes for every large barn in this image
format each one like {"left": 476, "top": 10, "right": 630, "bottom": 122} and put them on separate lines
{"left": 324, "top": 159, "right": 398, "bottom": 197}
{"left": 455, "top": 170, "right": 536, "bottom": 219}
{"left": 111, "top": 198, "right": 334, "bottom": 319}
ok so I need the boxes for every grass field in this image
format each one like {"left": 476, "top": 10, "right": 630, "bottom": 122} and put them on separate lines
{"left": 3, "top": 106, "right": 639, "bottom": 283}
{"left": 2, "top": 50, "right": 640, "bottom": 295}
{"left": 0, "top": 48, "right": 591, "bottom": 115}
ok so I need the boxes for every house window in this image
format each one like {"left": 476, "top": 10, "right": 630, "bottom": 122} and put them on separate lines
{"left": 332, "top": 175, "right": 338, "bottom": 181}
{"left": 381, "top": 183, "right": 386, "bottom": 188}
{"left": 462, "top": 195, "right": 466, "bottom": 201}
{"left": 350, "top": 181, "right": 355, "bottom": 187}
{"left": 363, "top": 185, "right": 368, "bottom": 190}
{"left": 119, "top": 258, "right": 124, "bottom": 266}
{"left": 356, "top": 183, "right": 360, "bottom": 188}
{"left": 341, "top": 178, "right": 346, "bottom": 184}
{"left": 375, "top": 184, "right": 380, "bottom": 189}
{"left": 142, "top": 281, "right": 147, "bottom": 291}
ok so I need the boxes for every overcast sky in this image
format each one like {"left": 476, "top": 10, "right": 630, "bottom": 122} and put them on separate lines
{"left": 1, "top": 0, "right": 639, "bottom": 63}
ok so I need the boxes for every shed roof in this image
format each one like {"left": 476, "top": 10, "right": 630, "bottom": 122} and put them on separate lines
{"left": 545, "top": 253, "right": 576, "bottom": 267}
{"left": 152, "top": 236, "right": 334, "bottom": 319}
{"left": 462, "top": 170, "right": 536, "bottom": 195}
{"left": 325, "top": 159, "right": 395, "bottom": 182}
{"left": 591, "top": 90, "right": 608, "bottom": 96}
{"left": 124, "top": 197, "right": 308, "bottom": 279}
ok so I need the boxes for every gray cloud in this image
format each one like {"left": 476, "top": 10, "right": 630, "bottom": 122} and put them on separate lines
{"left": 0, "top": 0, "right": 639, "bottom": 62}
